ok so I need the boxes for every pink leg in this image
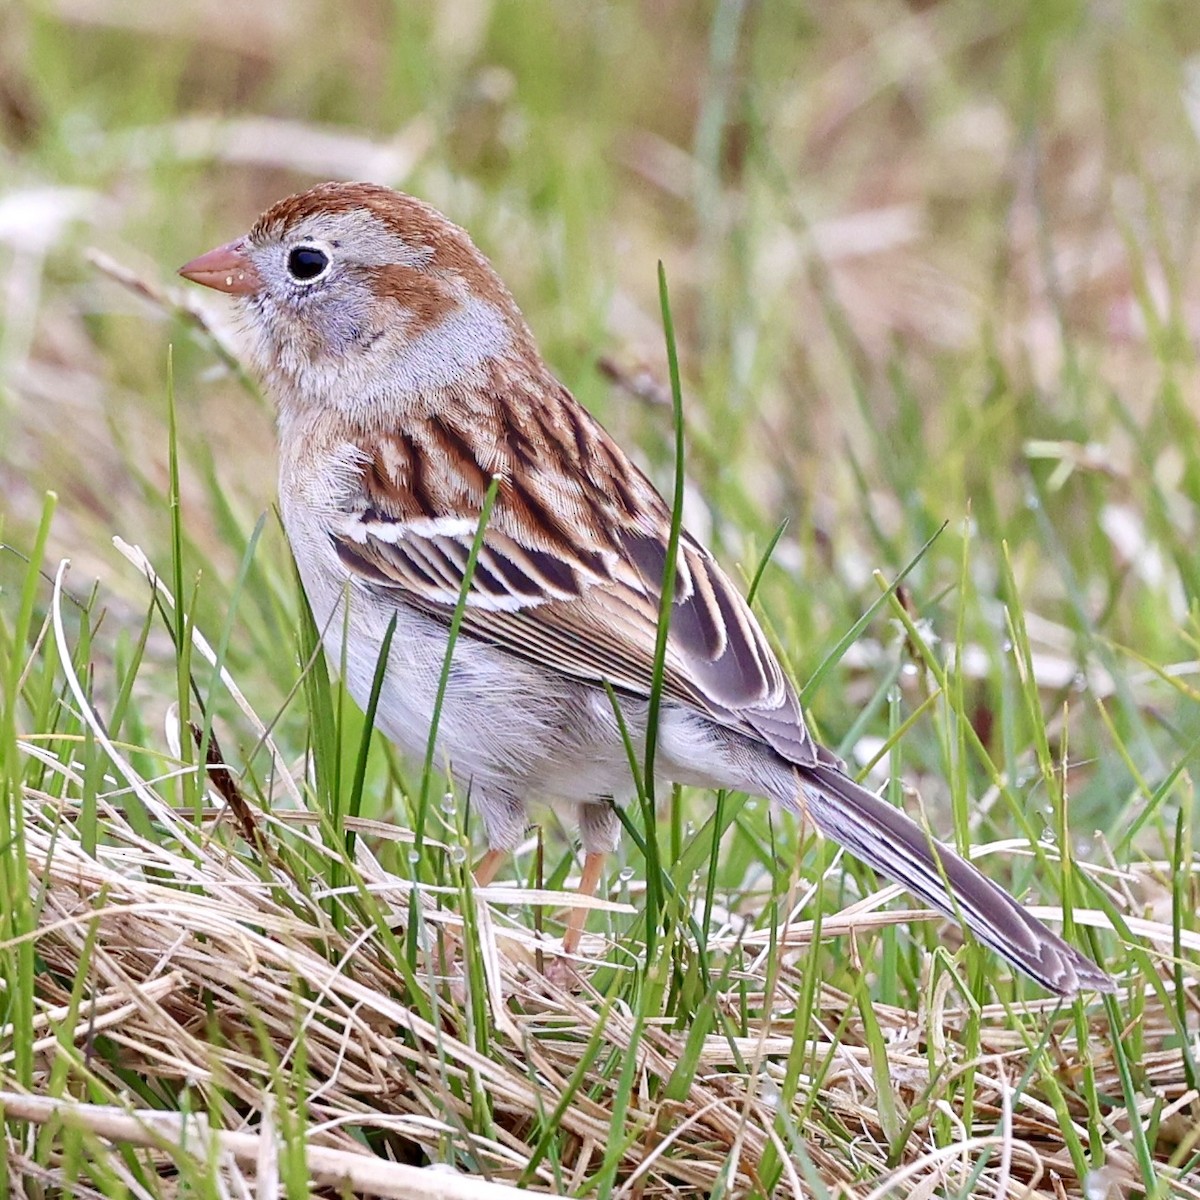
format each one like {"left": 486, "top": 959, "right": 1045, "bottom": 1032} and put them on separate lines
{"left": 435, "top": 849, "right": 508, "bottom": 974}
{"left": 562, "top": 852, "right": 606, "bottom": 955}
{"left": 473, "top": 848, "right": 506, "bottom": 888}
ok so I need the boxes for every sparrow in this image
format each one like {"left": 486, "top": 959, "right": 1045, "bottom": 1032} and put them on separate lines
{"left": 179, "top": 181, "right": 1114, "bottom": 996}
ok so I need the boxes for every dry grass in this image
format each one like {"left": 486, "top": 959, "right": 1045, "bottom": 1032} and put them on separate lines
{"left": 0, "top": 540, "right": 1188, "bottom": 1196}
{"left": 8, "top": 698, "right": 1179, "bottom": 1197}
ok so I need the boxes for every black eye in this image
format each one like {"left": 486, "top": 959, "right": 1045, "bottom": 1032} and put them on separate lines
{"left": 287, "top": 245, "right": 330, "bottom": 282}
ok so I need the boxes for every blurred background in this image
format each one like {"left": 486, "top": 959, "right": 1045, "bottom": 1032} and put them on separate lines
{"left": 3, "top": 0, "right": 1200, "bottom": 844}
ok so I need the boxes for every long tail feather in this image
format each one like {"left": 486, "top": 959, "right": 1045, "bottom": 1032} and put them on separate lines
{"left": 798, "top": 763, "right": 1114, "bottom": 996}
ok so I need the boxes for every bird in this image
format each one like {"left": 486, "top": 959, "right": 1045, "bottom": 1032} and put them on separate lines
{"left": 178, "top": 181, "right": 1114, "bottom": 997}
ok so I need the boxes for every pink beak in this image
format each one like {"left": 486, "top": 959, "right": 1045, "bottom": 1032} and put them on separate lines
{"left": 177, "top": 239, "right": 263, "bottom": 295}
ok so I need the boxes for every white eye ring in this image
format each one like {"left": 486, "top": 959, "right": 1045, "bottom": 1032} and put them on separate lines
{"left": 286, "top": 242, "right": 332, "bottom": 284}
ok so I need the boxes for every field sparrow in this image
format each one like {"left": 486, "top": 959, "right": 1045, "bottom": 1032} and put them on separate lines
{"left": 179, "top": 182, "right": 1112, "bottom": 996}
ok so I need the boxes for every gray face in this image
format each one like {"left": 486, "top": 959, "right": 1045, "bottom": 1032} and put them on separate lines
{"left": 239, "top": 209, "right": 431, "bottom": 376}
{"left": 233, "top": 205, "right": 514, "bottom": 411}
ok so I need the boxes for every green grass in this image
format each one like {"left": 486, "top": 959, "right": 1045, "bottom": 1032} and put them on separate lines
{"left": 2, "top": 0, "right": 1200, "bottom": 1195}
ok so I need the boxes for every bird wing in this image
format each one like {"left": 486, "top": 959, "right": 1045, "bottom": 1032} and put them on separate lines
{"left": 327, "top": 393, "right": 816, "bottom": 764}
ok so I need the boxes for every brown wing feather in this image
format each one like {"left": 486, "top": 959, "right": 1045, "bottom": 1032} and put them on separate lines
{"left": 329, "top": 377, "right": 812, "bottom": 758}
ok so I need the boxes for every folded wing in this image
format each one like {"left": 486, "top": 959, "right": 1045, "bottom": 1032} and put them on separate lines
{"left": 330, "top": 404, "right": 815, "bottom": 763}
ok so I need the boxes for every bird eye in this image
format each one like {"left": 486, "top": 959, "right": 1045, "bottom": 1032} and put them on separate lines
{"left": 286, "top": 244, "right": 330, "bottom": 282}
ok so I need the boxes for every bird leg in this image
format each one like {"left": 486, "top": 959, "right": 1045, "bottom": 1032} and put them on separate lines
{"left": 473, "top": 846, "right": 604, "bottom": 963}
{"left": 433, "top": 849, "right": 508, "bottom": 974}
{"left": 473, "top": 848, "right": 506, "bottom": 888}
{"left": 561, "top": 852, "right": 606, "bottom": 955}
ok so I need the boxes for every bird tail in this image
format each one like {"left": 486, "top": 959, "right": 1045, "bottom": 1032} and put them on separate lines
{"left": 797, "top": 761, "right": 1114, "bottom": 997}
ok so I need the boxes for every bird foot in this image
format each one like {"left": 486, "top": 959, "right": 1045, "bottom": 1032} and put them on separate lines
{"left": 543, "top": 952, "right": 584, "bottom": 990}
